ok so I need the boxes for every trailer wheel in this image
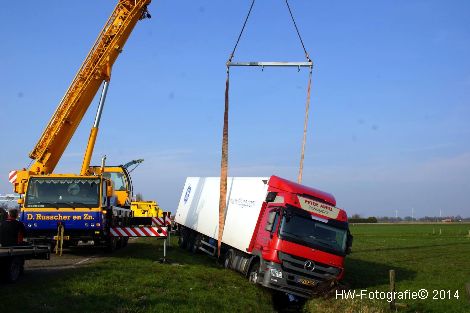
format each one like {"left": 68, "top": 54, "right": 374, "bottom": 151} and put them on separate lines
{"left": 248, "top": 261, "right": 260, "bottom": 284}
{"left": 178, "top": 235, "right": 186, "bottom": 249}
{"left": 5, "top": 257, "right": 24, "bottom": 283}
{"left": 224, "top": 250, "right": 234, "bottom": 269}
{"left": 178, "top": 228, "right": 188, "bottom": 249}
{"left": 190, "top": 234, "right": 201, "bottom": 254}
{"left": 186, "top": 231, "right": 196, "bottom": 252}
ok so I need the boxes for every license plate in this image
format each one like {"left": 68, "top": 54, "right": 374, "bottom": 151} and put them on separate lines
{"left": 53, "top": 236, "right": 70, "bottom": 240}
{"left": 298, "top": 278, "right": 316, "bottom": 286}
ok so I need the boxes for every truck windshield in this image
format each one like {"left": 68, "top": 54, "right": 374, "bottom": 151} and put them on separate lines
{"left": 25, "top": 178, "right": 100, "bottom": 208}
{"left": 279, "top": 206, "right": 348, "bottom": 256}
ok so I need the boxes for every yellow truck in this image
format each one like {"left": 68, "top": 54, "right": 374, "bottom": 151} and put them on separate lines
{"left": 131, "top": 201, "right": 163, "bottom": 218}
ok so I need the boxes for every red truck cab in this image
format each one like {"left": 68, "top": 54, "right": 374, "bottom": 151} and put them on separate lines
{"left": 247, "top": 176, "right": 352, "bottom": 298}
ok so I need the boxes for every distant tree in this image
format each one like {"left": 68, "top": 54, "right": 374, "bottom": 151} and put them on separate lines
{"left": 135, "top": 193, "right": 144, "bottom": 201}
{"left": 379, "top": 216, "right": 390, "bottom": 222}
{"left": 349, "top": 216, "right": 377, "bottom": 223}
{"left": 351, "top": 214, "right": 361, "bottom": 219}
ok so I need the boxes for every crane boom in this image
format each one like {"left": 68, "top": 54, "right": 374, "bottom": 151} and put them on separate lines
{"left": 29, "top": 0, "right": 151, "bottom": 175}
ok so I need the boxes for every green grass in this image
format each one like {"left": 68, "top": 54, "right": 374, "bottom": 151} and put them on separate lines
{"left": 1, "top": 224, "right": 469, "bottom": 313}
{"left": 305, "top": 223, "right": 470, "bottom": 313}
{"left": 0, "top": 239, "right": 272, "bottom": 313}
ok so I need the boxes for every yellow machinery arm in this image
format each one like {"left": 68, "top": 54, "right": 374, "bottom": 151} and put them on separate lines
{"left": 28, "top": 0, "right": 151, "bottom": 175}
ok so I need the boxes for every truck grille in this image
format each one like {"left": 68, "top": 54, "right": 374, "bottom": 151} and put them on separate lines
{"left": 278, "top": 251, "right": 341, "bottom": 281}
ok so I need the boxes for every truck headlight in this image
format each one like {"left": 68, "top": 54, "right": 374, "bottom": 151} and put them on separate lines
{"left": 270, "top": 268, "right": 283, "bottom": 278}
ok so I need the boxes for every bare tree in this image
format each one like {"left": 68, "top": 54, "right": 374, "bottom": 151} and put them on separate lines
{"left": 135, "top": 193, "right": 144, "bottom": 201}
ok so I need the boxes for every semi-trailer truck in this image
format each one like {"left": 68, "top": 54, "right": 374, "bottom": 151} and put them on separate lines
{"left": 175, "top": 176, "right": 353, "bottom": 298}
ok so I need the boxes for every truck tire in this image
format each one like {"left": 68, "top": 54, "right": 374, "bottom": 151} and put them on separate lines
{"left": 190, "top": 234, "right": 201, "bottom": 254}
{"left": 248, "top": 261, "right": 260, "bottom": 284}
{"left": 121, "top": 237, "right": 129, "bottom": 247}
{"left": 105, "top": 237, "right": 117, "bottom": 253}
{"left": 5, "top": 257, "right": 24, "bottom": 283}
{"left": 178, "top": 228, "right": 188, "bottom": 249}
{"left": 186, "top": 231, "right": 196, "bottom": 252}
{"left": 224, "top": 250, "right": 234, "bottom": 269}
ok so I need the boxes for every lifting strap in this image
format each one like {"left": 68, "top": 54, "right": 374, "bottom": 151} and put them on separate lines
{"left": 218, "top": 68, "right": 230, "bottom": 257}
{"left": 218, "top": 0, "right": 313, "bottom": 256}
{"left": 55, "top": 224, "right": 65, "bottom": 256}
{"left": 298, "top": 68, "right": 312, "bottom": 184}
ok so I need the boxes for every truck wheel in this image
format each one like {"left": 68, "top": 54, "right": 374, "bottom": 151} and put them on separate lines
{"left": 105, "top": 237, "right": 117, "bottom": 253}
{"left": 190, "top": 235, "right": 201, "bottom": 254}
{"left": 224, "top": 250, "right": 234, "bottom": 269}
{"left": 178, "top": 235, "right": 186, "bottom": 249}
{"left": 6, "top": 257, "right": 24, "bottom": 283}
{"left": 121, "top": 237, "right": 129, "bottom": 247}
{"left": 248, "top": 261, "right": 260, "bottom": 284}
{"left": 186, "top": 232, "right": 196, "bottom": 252}
{"left": 178, "top": 229, "right": 188, "bottom": 249}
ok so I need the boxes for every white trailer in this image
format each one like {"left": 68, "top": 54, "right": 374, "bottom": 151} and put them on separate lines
{"left": 175, "top": 177, "right": 268, "bottom": 253}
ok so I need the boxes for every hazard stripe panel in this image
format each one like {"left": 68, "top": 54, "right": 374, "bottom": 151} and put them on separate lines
{"left": 8, "top": 170, "right": 17, "bottom": 184}
{"left": 151, "top": 212, "right": 172, "bottom": 226}
{"left": 110, "top": 226, "right": 167, "bottom": 237}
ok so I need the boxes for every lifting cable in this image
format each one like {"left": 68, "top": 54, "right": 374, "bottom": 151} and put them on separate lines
{"left": 218, "top": 0, "right": 313, "bottom": 256}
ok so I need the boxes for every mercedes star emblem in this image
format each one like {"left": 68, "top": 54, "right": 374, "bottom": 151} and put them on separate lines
{"left": 304, "top": 260, "right": 315, "bottom": 271}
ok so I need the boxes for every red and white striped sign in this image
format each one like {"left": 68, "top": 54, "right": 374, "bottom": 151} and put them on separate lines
{"left": 110, "top": 226, "right": 167, "bottom": 237}
{"left": 151, "top": 212, "right": 172, "bottom": 227}
{"left": 8, "top": 170, "right": 17, "bottom": 184}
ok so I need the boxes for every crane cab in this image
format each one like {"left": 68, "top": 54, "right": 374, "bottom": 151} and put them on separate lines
{"left": 89, "top": 166, "right": 133, "bottom": 208}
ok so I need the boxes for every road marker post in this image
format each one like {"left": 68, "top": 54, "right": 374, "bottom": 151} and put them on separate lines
{"left": 389, "top": 269, "right": 396, "bottom": 311}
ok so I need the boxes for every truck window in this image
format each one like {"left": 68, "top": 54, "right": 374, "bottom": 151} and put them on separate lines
{"left": 265, "top": 209, "right": 280, "bottom": 232}
{"left": 25, "top": 178, "right": 100, "bottom": 208}
{"left": 272, "top": 212, "right": 280, "bottom": 233}
{"left": 102, "top": 172, "right": 127, "bottom": 191}
{"left": 102, "top": 181, "right": 107, "bottom": 206}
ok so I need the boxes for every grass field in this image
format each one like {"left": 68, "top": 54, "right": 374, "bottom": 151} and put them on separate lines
{"left": 306, "top": 223, "right": 470, "bottom": 313}
{"left": 0, "top": 224, "right": 469, "bottom": 313}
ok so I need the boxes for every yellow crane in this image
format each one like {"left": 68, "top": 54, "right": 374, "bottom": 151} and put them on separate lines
{"left": 12, "top": 0, "right": 152, "bottom": 250}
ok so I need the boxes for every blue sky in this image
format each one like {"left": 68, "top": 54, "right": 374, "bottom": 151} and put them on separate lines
{"left": 1, "top": 0, "right": 469, "bottom": 217}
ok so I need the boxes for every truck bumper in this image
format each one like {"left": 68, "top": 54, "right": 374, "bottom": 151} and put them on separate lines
{"left": 24, "top": 229, "right": 102, "bottom": 242}
{"left": 259, "top": 261, "right": 323, "bottom": 299}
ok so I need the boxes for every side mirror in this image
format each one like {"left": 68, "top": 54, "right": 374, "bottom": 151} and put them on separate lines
{"left": 265, "top": 211, "right": 277, "bottom": 232}
{"left": 17, "top": 198, "right": 24, "bottom": 205}
{"left": 16, "top": 182, "right": 25, "bottom": 195}
{"left": 107, "top": 185, "right": 113, "bottom": 197}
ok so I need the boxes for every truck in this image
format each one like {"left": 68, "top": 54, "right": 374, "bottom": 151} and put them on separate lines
{"left": 175, "top": 176, "right": 353, "bottom": 298}
{"left": 11, "top": 0, "right": 153, "bottom": 249}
